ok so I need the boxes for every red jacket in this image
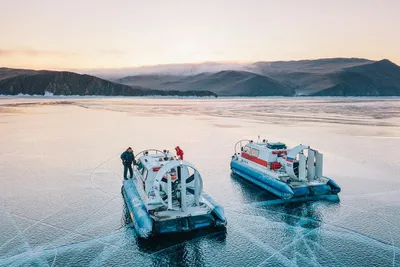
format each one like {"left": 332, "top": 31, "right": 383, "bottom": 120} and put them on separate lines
{"left": 175, "top": 146, "right": 184, "bottom": 160}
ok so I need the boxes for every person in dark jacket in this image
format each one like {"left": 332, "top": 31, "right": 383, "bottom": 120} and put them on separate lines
{"left": 121, "top": 147, "right": 135, "bottom": 180}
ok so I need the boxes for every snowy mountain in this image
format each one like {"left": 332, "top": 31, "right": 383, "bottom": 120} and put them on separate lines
{"left": 113, "top": 58, "right": 400, "bottom": 96}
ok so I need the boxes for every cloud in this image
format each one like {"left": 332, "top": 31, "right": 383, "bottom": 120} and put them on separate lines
{"left": 0, "top": 49, "right": 74, "bottom": 57}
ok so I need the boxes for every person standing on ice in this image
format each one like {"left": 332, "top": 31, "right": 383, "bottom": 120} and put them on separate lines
{"left": 121, "top": 147, "right": 135, "bottom": 180}
{"left": 175, "top": 146, "right": 184, "bottom": 160}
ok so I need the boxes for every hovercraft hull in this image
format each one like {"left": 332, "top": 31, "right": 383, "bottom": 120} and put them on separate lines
{"left": 231, "top": 160, "right": 340, "bottom": 199}
{"left": 153, "top": 213, "right": 216, "bottom": 234}
{"left": 122, "top": 180, "right": 226, "bottom": 238}
{"left": 201, "top": 192, "right": 228, "bottom": 227}
{"left": 122, "top": 179, "right": 153, "bottom": 238}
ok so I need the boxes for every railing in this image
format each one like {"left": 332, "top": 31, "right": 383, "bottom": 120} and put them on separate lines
{"left": 234, "top": 139, "right": 251, "bottom": 155}
{"left": 134, "top": 149, "right": 166, "bottom": 160}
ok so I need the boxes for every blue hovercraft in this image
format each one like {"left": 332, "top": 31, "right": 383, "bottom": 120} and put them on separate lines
{"left": 230, "top": 139, "right": 341, "bottom": 200}
{"left": 122, "top": 149, "right": 227, "bottom": 238}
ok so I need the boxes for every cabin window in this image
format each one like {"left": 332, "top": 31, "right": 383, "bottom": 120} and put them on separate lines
{"left": 251, "top": 149, "right": 259, "bottom": 157}
{"left": 243, "top": 146, "right": 251, "bottom": 154}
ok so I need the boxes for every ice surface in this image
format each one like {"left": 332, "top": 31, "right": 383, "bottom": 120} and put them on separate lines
{"left": 0, "top": 97, "right": 400, "bottom": 266}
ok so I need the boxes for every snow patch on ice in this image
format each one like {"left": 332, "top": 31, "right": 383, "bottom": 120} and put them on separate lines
{"left": 44, "top": 91, "right": 54, "bottom": 97}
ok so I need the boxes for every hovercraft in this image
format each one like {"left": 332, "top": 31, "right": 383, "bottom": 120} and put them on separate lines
{"left": 122, "top": 149, "right": 227, "bottom": 238}
{"left": 230, "top": 139, "right": 341, "bottom": 199}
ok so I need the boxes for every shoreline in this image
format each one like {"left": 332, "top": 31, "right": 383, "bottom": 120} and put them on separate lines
{"left": 1, "top": 95, "right": 400, "bottom": 107}
{"left": 1, "top": 95, "right": 400, "bottom": 99}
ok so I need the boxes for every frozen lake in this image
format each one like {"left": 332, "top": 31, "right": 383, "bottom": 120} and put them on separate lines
{"left": 1, "top": 97, "right": 400, "bottom": 266}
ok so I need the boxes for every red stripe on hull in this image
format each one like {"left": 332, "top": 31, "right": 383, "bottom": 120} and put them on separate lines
{"left": 242, "top": 152, "right": 268, "bottom": 167}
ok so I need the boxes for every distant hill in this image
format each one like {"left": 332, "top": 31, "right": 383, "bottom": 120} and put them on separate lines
{"left": 248, "top": 58, "right": 375, "bottom": 95}
{"left": 250, "top": 58, "right": 373, "bottom": 75}
{"left": 311, "top": 60, "right": 400, "bottom": 96}
{"left": 118, "top": 74, "right": 182, "bottom": 88}
{"left": 0, "top": 67, "right": 38, "bottom": 81}
{"left": 0, "top": 69, "right": 217, "bottom": 97}
{"left": 117, "top": 70, "right": 294, "bottom": 96}
{"left": 3, "top": 58, "right": 400, "bottom": 97}
{"left": 114, "top": 58, "right": 400, "bottom": 96}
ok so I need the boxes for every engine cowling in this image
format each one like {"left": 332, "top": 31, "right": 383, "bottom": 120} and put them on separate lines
{"left": 153, "top": 160, "right": 203, "bottom": 211}
{"left": 278, "top": 145, "right": 324, "bottom": 181}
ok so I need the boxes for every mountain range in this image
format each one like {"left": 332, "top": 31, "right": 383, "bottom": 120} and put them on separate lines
{"left": 112, "top": 58, "right": 400, "bottom": 96}
{"left": 0, "top": 69, "right": 217, "bottom": 97}
{"left": 1, "top": 58, "right": 400, "bottom": 97}
{"left": 118, "top": 70, "right": 294, "bottom": 96}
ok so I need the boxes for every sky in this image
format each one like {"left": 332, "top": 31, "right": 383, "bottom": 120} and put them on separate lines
{"left": 0, "top": 0, "right": 399, "bottom": 69}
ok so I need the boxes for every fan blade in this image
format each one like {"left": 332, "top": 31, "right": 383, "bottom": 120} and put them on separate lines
{"left": 177, "top": 166, "right": 181, "bottom": 181}
{"left": 187, "top": 187, "right": 195, "bottom": 195}
{"left": 186, "top": 174, "right": 195, "bottom": 183}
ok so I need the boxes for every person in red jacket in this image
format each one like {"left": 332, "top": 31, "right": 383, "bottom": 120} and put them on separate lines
{"left": 175, "top": 146, "right": 184, "bottom": 160}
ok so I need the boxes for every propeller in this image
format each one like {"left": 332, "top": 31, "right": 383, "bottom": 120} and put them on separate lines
{"left": 186, "top": 174, "right": 195, "bottom": 183}
{"left": 186, "top": 187, "right": 195, "bottom": 194}
{"left": 159, "top": 167, "right": 196, "bottom": 198}
{"left": 160, "top": 170, "right": 195, "bottom": 184}
{"left": 152, "top": 161, "right": 203, "bottom": 209}
{"left": 178, "top": 166, "right": 194, "bottom": 195}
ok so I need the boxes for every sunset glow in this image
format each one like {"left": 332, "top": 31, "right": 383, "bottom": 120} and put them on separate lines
{"left": 1, "top": 0, "right": 399, "bottom": 69}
